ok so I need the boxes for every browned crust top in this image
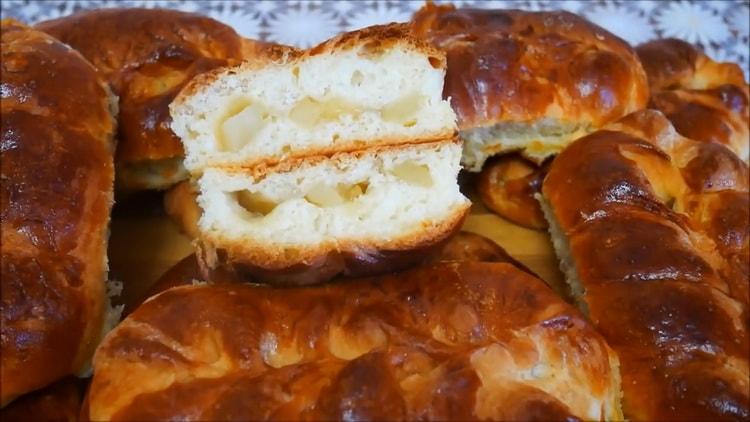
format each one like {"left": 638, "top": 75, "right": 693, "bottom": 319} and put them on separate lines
{"left": 88, "top": 262, "right": 617, "bottom": 421}
{"left": 410, "top": 3, "right": 649, "bottom": 130}
{"left": 636, "top": 38, "right": 749, "bottom": 160}
{"left": 0, "top": 377, "right": 83, "bottom": 422}
{"left": 542, "top": 109, "right": 749, "bottom": 420}
{"left": 1, "top": 19, "right": 116, "bottom": 405}
{"left": 477, "top": 154, "right": 549, "bottom": 230}
{"left": 636, "top": 38, "right": 748, "bottom": 92}
{"left": 136, "top": 231, "right": 537, "bottom": 312}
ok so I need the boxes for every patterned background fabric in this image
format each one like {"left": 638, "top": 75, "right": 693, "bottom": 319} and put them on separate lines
{"left": 3, "top": 0, "right": 749, "bottom": 78}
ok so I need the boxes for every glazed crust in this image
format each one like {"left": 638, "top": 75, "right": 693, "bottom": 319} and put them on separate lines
{"left": 0, "top": 20, "right": 116, "bottom": 406}
{"left": 410, "top": 3, "right": 649, "bottom": 132}
{"left": 542, "top": 109, "right": 749, "bottom": 420}
{"left": 36, "top": 8, "right": 258, "bottom": 190}
{"left": 87, "top": 262, "right": 622, "bottom": 421}
{"left": 636, "top": 38, "right": 750, "bottom": 161}
{"left": 477, "top": 154, "right": 549, "bottom": 229}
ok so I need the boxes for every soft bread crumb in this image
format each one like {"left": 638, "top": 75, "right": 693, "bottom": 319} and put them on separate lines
{"left": 462, "top": 119, "right": 592, "bottom": 171}
{"left": 537, "top": 194, "right": 590, "bottom": 315}
{"left": 171, "top": 35, "right": 455, "bottom": 172}
{"left": 197, "top": 142, "right": 469, "bottom": 267}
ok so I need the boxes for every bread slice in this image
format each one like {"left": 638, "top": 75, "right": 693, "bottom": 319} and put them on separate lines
{"left": 170, "top": 23, "right": 456, "bottom": 172}
{"left": 196, "top": 141, "right": 469, "bottom": 269}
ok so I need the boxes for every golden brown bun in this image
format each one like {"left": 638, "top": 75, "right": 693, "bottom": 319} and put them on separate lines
{"left": 410, "top": 3, "right": 649, "bottom": 167}
{"left": 0, "top": 377, "right": 82, "bottom": 422}
{"left": 542, "top": 109, "right": 749, "bottom": 420}
{"left": 0, "top": 20, "right": 116, "bottom": 406}
{"left": 87, "top": 262, "right": 622, "bottom": 421}
{"left": 636, "top": 38, "right": 749, "bottom": 161}
{"left": 477, "top": 155, "right": 549, "bottom": 230}
{"left": 36, "top": 8, "right": 267, "bottom": 191}
{"left": 428, "top": 231, "right": 535, "bottom": 273}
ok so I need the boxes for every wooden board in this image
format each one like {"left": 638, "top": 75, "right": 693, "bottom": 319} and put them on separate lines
{"left": 107, "top": 189, "right": 565, "bottom": 310}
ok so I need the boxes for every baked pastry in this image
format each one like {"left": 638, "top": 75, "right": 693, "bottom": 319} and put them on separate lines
{"left": 170, "top": 24, "right": 469, "bottom": 285}
{"left": 541, "top": 109, "right": 749, "bottom": 420}
{"left": 410, "top": 3, "right": 649, "bottom": 171}
{"left": 200, "top": 142, "right": 468, "bottom": 285}
{"left": 165, "top": 179, "right": 524, "bottom": 271}
{"left": 636, "top": 38, "right": 749, "bottom": 162}
{"left": 36, "top": 8, "right": 260, "bottom": 191}
{"left": 477, "top": 154, "right": 549, "bottom": 229}
{"left": 1, "top": 20, "right": 116, "bottom": 406}
{"left": 0, "top": 378, "right": 82, "bottom": 422}
{"left": 171, "top": 23, "right": 455, "bottom": 171}
{"left": 85, "top": 261, "right": 622, "bottom": 421}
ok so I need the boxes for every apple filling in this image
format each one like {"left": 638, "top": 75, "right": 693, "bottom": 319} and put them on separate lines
{"left": 218, "top": 98, "right": 270, "bottom": 151}
{"left": 216, "top": 91, "right": 428, "bottom": 152}
{"left": 232, "top": 160, "right": 434, "bottom": 218}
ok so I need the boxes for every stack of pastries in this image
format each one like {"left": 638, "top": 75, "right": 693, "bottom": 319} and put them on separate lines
{"left": 0, "top": 2, "right": 748, "bottom": 421}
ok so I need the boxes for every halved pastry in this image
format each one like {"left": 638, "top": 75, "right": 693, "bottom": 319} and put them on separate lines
{"left": 170, "top": 23, "right": 455, "bottom": 172}
{"left": 196, "top": 141, "right": 469, "bottom": 284}
{"left": 170, "top": 24, "right": 465, "bottom": 284}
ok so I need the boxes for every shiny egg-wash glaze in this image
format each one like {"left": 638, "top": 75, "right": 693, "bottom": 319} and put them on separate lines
{"left": 477, "top": 155, "right": 550, "bottom": 230}
{"left": 86, "top": 262, "right": 622, "bottom": 421}
{"left": 636, "top": 38, "right": 750, "bottom": 162}
{"left": 0, "top": 378, "right": 83, "bottom": 421}
{"left": 410, "top": 3, "right": 649, "bottom": 169}
{"left": 542, "top": 110, "right": 749, "bottom": 420}
{"left": 0, "top": 20, "right": 116, "bottom": 406}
